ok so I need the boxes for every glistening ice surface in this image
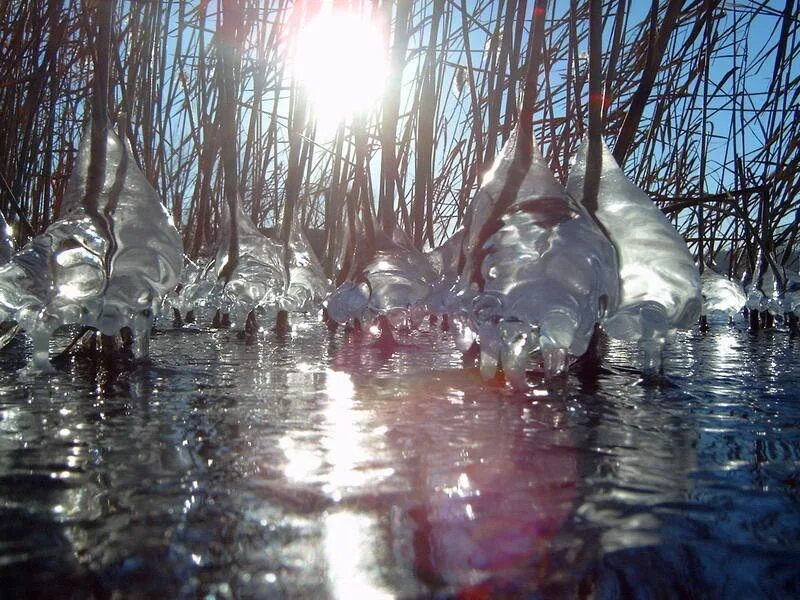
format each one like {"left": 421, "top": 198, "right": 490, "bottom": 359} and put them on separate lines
{"left": 457, "top": 129, "right": 619, "bottom": 382}
{"left": 0, "top": 319, "right": 797, "bottom": 598}
{"left": 0, "top": 122, "right": 182, "bottom": 362}
{"left": 567, "top": 140, "right": 701, "bottom": 342}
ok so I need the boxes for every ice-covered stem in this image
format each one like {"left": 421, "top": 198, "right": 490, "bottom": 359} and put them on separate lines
{"left": 216, "top": 0, "right": 242, "bottom": 284}
{"left": 458, "top": 0, "right": 547, "bottom": 285}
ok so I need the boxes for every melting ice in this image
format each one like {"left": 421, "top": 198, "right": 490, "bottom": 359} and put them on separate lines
{"left": 325, "top": 228, "right": 437, "bottom": 331}
{"left": 567, "top": 139, "right": 701, "bottom": 372}
{"left": 0, "top": 120, "right": 183, "bottom": 366}
{"left": 459, "top": 128, "right": 619, "bottom": 386}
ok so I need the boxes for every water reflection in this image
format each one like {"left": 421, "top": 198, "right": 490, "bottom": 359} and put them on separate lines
{"left": 0, "top": 322, "right": 797, "bottom": 597}
{"left": 324, "top": 511, "right": 393, "bottom": 599}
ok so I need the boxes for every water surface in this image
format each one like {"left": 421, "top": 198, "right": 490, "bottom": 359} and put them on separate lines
{"left": 0, "top": 318, "right": 798, "bottom": 598}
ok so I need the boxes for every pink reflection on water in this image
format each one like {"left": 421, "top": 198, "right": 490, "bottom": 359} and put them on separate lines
{"left": 330, "top": 331, "right": 578, "bottom": 593}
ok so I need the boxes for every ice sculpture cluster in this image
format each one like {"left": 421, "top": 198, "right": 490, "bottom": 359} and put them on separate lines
{"left": 567, "top": 139, "right": 701, "bottom": 372}
{"left": 282, "top": 215, "right": 330, "bottom": 313}
{"left": 453, "top": 129, "right": 619, "bottom": 386}
{"left": 701, "top": 268, "right": 746, "bottom": 318}
{"left": 0, "top": 121, "right": 183, "bottom": 367}
{"left": 325, "top": 229, "right": 437, "bottom": 330}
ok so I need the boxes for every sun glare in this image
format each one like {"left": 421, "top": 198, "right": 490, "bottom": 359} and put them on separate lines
{"left": 290, "top": 5, "right": 388, "bottom": 134}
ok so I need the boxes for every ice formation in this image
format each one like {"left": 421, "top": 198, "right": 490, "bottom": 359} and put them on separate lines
{"left": 0, "top": 210, "right": 17, "bottom": 347}
{"left": 0, "top": 210, "right": 14, "bottom": 265}
{"left": 325, "top": 228, "right": 437, "bottom": 330}
{"left": 161, "top": 257, "right": 215, "bottom": 325}
{"left": 424, "top": 228, "right": 463, "bottom": 316}
{"left": 211, "top": 206, "right": 287, "bottom": 328}
{"left": 281, "top": 215, "right": 330, "bottom": 313}
{"left": 782, "top": 273, "right": 800, "bottom": 316}
{"left": 0, "top": 120, "right": 183, "bottom": 366}
{"left": 458, "top": 128, "right": 619, "bottom": 386}
{"left": 700, "top": 268, "right": 746, "bottom": 318}
{"left": 567, "top": 139, "right": 701, "bottom": 372}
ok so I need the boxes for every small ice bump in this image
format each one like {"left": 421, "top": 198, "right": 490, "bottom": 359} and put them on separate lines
{"left": 701, "top": 268, "right": 746, "bottom": 317}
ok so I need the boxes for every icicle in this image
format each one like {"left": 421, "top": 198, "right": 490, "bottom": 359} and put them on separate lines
{"left": 478, "top": 323, "right": 500, "bottom": 381}
{"left": 542, "top": 347, "right": 569, "bottom": 378}
{"left": 640, "top": 336, "right": 666, "bottom": 376}
{"left": 499, "top": 320, "right": 534, "bottom": 390}
{"left": 450, "top": 309, "right": 477, "bottom": 352}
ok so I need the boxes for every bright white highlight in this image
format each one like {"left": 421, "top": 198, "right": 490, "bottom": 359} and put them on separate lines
{"left": 291, "top": 7, "right": 388, "bottom": 133}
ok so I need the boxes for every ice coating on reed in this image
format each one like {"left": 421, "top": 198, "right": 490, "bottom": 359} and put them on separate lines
{"left": 701, "top": 268, "right": 746, "bottom": 317}
{"left": 325, "top": 229, "right": 436, "bottom": 328}
{"left": 461, "top": 128, "right": 619, "bottom": 385}
{"left": 213, "top": 206, "right": 287, "bottom": 327}
{"left": 782, "top": 273, "right": 800, "bottom": 316}
{"left": 281, "top": 216, "right": 330, "bottom": 313}
{"left": 160, "top": 257, "right": 212, "bottom": 324}
{"left": 0, "top": 210, "right": 14, "bottom": 266}
{"left": 0, "top": 121, "right": 183, "bottom": 366}
{"left": 567, "top": 138, "right": 701, "bottom": 372}
{"left": 424, "top": 228, "right": 463, "bottom": 315}
{"left": 0, "top": 211, "right": 18, "bottom": 347}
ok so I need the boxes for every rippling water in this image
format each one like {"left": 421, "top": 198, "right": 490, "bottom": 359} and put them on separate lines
{"left": 0, "top": 318, "right": 798, "bottom": 598}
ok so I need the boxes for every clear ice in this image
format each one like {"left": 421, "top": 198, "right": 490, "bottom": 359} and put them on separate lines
{"left": 700, "top": 268, "right": 746, "bottom": 318}
{"left": 0, "top": 210, "right": 14, "bottom": 265}
{"left": 211, "top": 205, "right": 287, "bottom": 328}
{"left": 459, "top": 128, "right": 620, "bottom": 385}
{"left": 783, "top": 272, "right": 800, "bottom": 316}
{"left": 567, "top": 139, "right": 701, "bottom": 374}
{"left": 424, "top": 228, "right": 464, "bottom": 316}
{"left": 281, "top": 214, "right": 331, "bottom": 314}
{"left": 325, "top": 228, "right": 437, "bottom": 330}
{"left": 0, "top": 120, "right": 183, "bottom": 366}
{"left": 0, "top": 210, "right": 17, "bottom": 347}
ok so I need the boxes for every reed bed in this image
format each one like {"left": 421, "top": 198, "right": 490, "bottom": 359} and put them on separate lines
{"left": 0, "top": 0, "right": 797, "bottom": 291}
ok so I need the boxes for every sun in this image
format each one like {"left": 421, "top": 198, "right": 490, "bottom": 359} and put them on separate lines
{"left": 289, "top": 3, "right": 388, "bottom": 135}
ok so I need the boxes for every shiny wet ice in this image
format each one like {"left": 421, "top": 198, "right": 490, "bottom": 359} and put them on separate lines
{"left": 0, "top": 319, "right": 798, "bottom": 598}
